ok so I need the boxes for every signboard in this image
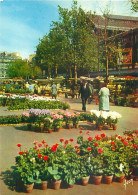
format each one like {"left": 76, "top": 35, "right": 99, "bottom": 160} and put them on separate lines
{"left": 117, "top": 48, "right": 132, "bottom": 65}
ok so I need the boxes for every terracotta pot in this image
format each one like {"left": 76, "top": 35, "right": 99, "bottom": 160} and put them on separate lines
{"left": 41, "top": 181, "right": 48, "bottom": 190}
{"left": 53, "top": 180, "right": 61, "bottom": 190}
{"left": 113, "top": 124, "right": 117, "bottom": 130}
{"left": 48, "top": 129, "right": 52, "bottom": 133}
{"left": 55, "top": 128, "right": 60, "bottom": 132}
{"left": 116, "top": 174, "right": 125, "bottom": 183}
{"left": 93, "top": 175, "right": 102, "bottom": 185}
{"left": 66, "top": 124, "right": 72, "bottom": 129}
{"left": 98, "top": 125, "right": 103, "bottom": 130}
{"left": 25, "top": 183, "right": 34, "bottom": 193}
{"left": 68, "top": 184, "right": 74, "bottom": 188}
{"left": 27, "top": 124, "right": 32, "bottom": 130}
{"left": 81, "top": 175, "right": 90, "bottom": 186}
{"left": 103, "top": 175, "right": 113, "bottom": 184}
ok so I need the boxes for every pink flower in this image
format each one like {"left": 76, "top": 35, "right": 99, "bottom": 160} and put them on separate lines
{"left": 33, "top": 141, "right": 37, "bottom": 144}
{"left": 98, "top": 148, "right": 103, "bottom": 153}
{"left": 86, "top": 131, "right": 90, "bottom": 134}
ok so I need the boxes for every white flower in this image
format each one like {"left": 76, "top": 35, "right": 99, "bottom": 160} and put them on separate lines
{"left": 119, "top": 163, "right": 124, "bottom": 172}
{"left": 30, "top": 157, "right": 35, "bottom": 163}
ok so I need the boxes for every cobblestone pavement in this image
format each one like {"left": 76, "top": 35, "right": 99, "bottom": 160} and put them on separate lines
{"left": 0, "top": 95, "right": 138, "bottom": 195}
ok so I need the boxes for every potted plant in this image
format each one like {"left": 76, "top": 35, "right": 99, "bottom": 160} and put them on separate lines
{"left": 72, "top": 112, "right": 80, "bottom": 128}
{"left": 64, "top": 112, "right": 72, "bottom": 129}
{"left": 91, "top": 158, "right": 103, "bottom": 185}
{"left": 44, "top": 117, "right": 53, "bottom": 133}
{"left": 47, "top": 166, "right": 62, "bottom": 190}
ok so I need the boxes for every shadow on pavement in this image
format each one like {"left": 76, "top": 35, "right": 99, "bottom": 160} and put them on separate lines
{"left": 0, "top": 166, "right": 24, "bottom": 192}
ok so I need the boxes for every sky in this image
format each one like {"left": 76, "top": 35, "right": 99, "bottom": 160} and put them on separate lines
{"left": 0, "top": 0, "right": 137, "bottom": 59}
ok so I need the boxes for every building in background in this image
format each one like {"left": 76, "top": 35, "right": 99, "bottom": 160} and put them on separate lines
{"left": 0, "top": 51, "right": 22, "bottom": 79}
{"left": 91, "top": 14, "right": 138, "bottom": 77}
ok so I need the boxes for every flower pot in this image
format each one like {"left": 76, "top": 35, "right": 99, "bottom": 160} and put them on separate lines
{"left": 113, "top": 124, "right": 117, "bottom": 130}
{"left": 116, "top": 174, "right": 125, "bottom": 183}
{"left": 98, "top": 125, "right": 103, "bottom": 130}
{"left": 41, "top": 181, "right": 48, "bottom": 190}
{"left": 55, "top": 127, "right": 60, "bottom": 132}
{"left": 48, "top": 129, "right": 52, "bottom": 133}
{"left": 81, "top": 175, "right": 90, "bottom": 186}
{"left": 25, "top": 183, "right": 34, "bottom": 193}
{"left": 53, "top": 180, "right": 61, "bottom": 190}
{"left": 66, "top": 124, "right": 72, "bottom": 129}
{"left": 92, "top": 175, "right": 102, "bottom": 185}
{"left": 73, "top": 123, "right": 79, "bottom": 128}
{"left": 103, "top": 175, "right": 113, "bottom": 184}
{"left": 27, "top": 124, "right": 32, "bottom": 130}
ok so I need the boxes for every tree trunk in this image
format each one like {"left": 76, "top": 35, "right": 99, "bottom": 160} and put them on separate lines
{"left": 69, "top": 67, "right": 72, "bottom": 78}
{"left": 74, "top": 64, "right": 77, "bottom": 84}
{"left": 55, "top": 64, "right": 57, "bottom": 77}
{"left": 48, "top": 67, "right": 51, "bottom": 79}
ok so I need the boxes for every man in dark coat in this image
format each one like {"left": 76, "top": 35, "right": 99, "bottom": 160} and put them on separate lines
{"left": 79, "top": 80, "right": 91, "bottom": 111}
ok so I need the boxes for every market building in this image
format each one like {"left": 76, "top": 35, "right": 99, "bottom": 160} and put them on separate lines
{"left": 0, "top": 51, "right": 22, "bottom": 79}
{"left": 91, "top": 14, "right": 138, "bottom": 77}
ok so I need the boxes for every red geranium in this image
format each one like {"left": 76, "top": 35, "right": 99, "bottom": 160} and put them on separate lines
{"left": 88, "top": 137, "right": 93, "bottom": 141}
{"left": 70, "top": 138, "right": 74, "bottom": 142}
{"left": 79, "top": 130, "right": 82, "bottom": 134}
{"left": 17, "top": 144, "right": 22, "bottom": 147}
{"left": 33, "top": 140, "right": 37, "bottom": 144}
{"left": 38, "top": 143, "right": 42, "bottom": 147}
{"left": 60, "top": 138, "right": 64, "bottom": 142}
{"left": 43, "top": 156, "right": 49, "bottom": 161}
{"left": 101, "top": 133, "right": 106, "bottom": 138}
{"left": 111, "top": 147, "right": 115, "bottom": 150}
{"left": 86, "top": 131, "right": 90, "bottom": 134}
{"left": 123, "top": 141, "right": 129, "bottom": 146}
{"left": 38, "top": 154, "right": 42, "bottom": 158}
{"left": 94, "top": 143, "right": 98, "bottom": 147}
{"left": 34, "top": 146, "right": 38, "bottom": 150}
{"left": 75, "top": 145, "right": 78, "bottom": 148}
{"left": 127, "top": 137, "right": 131, "bottom": 140}
{"left": 64, "top": 140, "right": 69, "bottom": 144}
{"left": 111, "top": 141, "right": 116, "bottom": 146}
{"left": 95, "top": 135, "right": 101, "bottom": 140}
{"left": 42, "top": 140, "right": 46, "bottom": 144}
{"left": 87, "top": 147, "right": 92, "bottom": 151}
{"left": 121, "top": 138, "right": 124, "bottom": 142}
{"left": 133, "top": 144, "right": 138, "bottom": 148}
{"left": 76, "top": 149, "right": 80, "bottom": 153}
{"left": 44, "top": 144, "right": 49, "bottom": 147}
{"left": 51, "top": 144, "right": 58, "bottom": 151}
{"left": 19, "top": 151, "right": 23, "bottom": 155}
{"left": 98, "top": 148, "right": 103, "bottom": 153}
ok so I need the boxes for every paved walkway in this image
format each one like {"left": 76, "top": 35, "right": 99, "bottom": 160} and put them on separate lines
{"left": 0, "top": 96, "right": 138, "bottom": 195}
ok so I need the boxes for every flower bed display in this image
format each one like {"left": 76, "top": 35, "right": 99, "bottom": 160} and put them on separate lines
{"left": 90, "top": 110, "right": 122, "bottom": 130}
{"left": 0, "top": 110, "right": 122, "bottom": 132}
{"left": 15, "top": 131, "right": 138, "bottom": 192}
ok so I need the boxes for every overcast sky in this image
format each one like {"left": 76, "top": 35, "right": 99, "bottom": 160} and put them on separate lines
{"left": 0, "top": 0, "right": 137, "bottom": 59}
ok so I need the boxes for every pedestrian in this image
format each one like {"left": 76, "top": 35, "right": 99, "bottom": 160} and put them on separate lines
{"left": 79, "top": 80, "right": 91, "bottom": 111}
{"left": 98, "top": 83, "right": 110, "bottom": 111}
{"left": 51, "top": 82, "right": 57, "bottom": 99}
